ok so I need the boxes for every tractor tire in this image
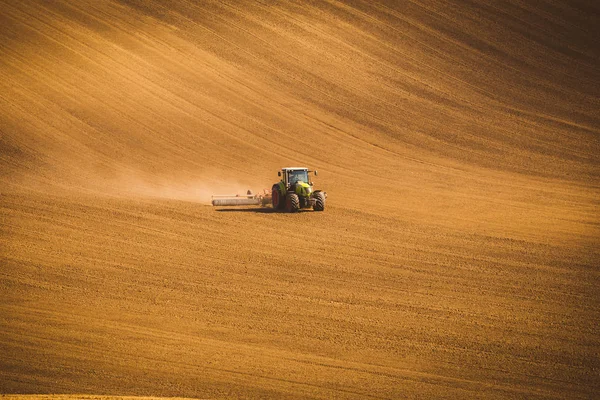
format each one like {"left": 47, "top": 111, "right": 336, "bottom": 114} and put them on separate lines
{"left": 286, "top": 193, "right": 300, "bottom": 213}
{"left": 272, "top": 185, "right": 284, "bottom": 210}
{"left": 313, "top": 191, "right": 325, "bottom": 211}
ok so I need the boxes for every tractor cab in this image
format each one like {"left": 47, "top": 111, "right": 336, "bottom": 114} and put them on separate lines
{"left": 278, "top": 167, "right": 314, "bottom": 188}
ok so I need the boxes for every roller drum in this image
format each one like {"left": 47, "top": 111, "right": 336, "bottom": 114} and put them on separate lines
{"left": 211, "top": 198, "right": 261, "bottom": 206}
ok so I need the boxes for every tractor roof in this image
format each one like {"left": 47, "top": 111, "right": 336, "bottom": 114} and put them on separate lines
{"left": 281, "top": 167, "right": 308, "bottom": 171}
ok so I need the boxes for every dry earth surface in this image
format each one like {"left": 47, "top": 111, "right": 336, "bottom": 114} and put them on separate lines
{"left": 1, "top": 0, "right": 599, "bottom": 398}
{"left": 0, "top": 397, "right": 194, "bottom": 400}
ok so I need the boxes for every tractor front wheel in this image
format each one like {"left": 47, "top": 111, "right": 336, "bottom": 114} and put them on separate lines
{"left": 313, "top": 192, "right": 325, "bottom": 211}
{"left": 272, "top": 185, "right": 284, "bottom": 210}
{"left": 286, "top": 193, "right": 300, "bottom": 213}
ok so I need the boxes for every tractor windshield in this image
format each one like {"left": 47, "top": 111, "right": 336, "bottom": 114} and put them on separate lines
{"left": 288, "top": 170, "right": 308, "bottom": 184}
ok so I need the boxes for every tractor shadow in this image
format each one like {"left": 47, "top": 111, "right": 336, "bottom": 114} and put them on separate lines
{"left": 215, "top": 208, "right": 312, "bottom": 214}
{"left": 215, "top": 207, "right": 275, "bottom": 213}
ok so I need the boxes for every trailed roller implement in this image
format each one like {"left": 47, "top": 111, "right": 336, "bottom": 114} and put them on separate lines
{"left": 211, "top": 190, "right": 271, "bottom": 207}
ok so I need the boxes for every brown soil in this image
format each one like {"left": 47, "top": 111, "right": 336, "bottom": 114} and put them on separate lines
{"left": 0, "top": 397, "right": 194, "bottom": 400}
{"left": 1, "top": 0, "right": 599, "bottom": 399}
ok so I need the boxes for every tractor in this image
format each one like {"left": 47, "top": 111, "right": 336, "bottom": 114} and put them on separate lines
{"left": 271, "top": 167, "right": 326, "bottom": 212}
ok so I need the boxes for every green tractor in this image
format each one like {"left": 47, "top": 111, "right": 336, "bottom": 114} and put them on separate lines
{"left": 272, "top": 167, "right": 326, "bottom": 212}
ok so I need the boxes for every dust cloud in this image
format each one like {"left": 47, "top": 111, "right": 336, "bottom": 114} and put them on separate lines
{"left": 100, "top": 170, "right": 261, "bottom": 204}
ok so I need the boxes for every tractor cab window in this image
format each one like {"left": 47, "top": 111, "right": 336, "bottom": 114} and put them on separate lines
{"left": 288, "top": 170, "right": 308, "bottom": 184}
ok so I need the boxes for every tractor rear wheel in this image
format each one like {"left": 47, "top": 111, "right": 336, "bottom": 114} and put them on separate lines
{"left": 272, "top": 185, "right": 284, "bottom": 210}
{"left": 286, "top": 193, "right": 300, "bottom": 213}
{"left": 313, "top": 192, "right": 325, "bottom": 211}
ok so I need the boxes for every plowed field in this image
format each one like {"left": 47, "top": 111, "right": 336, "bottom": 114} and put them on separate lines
{"left": 1, "top": 0, "right": 599, "bottom": 398}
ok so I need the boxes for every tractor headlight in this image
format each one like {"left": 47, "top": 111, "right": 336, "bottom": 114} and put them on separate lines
{"left": 305, "top": 186, "right": 313, "bottom": 195}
